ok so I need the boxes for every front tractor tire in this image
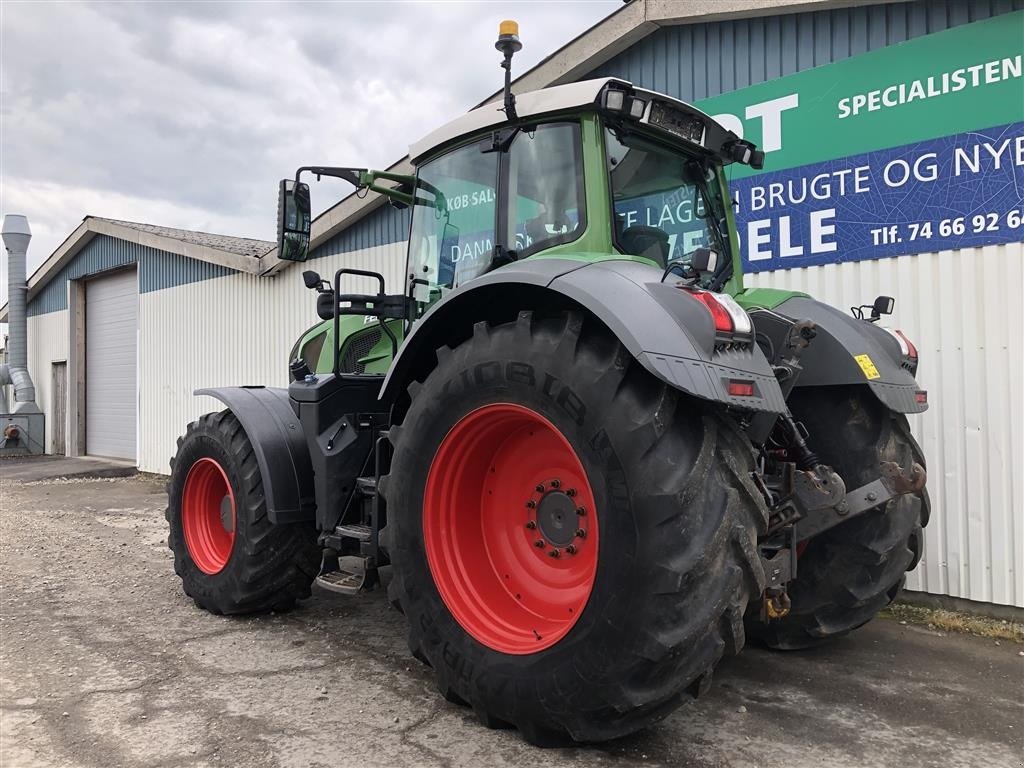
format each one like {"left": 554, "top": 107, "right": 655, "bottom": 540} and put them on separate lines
{"left": 383, "top": 312, "right": 768, "bottom": 743}
{"left": 747, "top": 386, "right": 930, "bottom": 650}
{"left": 166, "top": 411, "right": 320, "bottom": 615}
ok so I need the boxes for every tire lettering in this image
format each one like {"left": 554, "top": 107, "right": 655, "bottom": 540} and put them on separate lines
{"left": 506, "top": 362, "right": 535, "bottom": 386}
{"left": 474, "top": 361, "right": 503, "bottom": 387}
{"left": 556, "top": 388, "right": 586, "bottom": 425}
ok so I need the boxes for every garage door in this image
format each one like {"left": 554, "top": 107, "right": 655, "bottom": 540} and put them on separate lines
{"left": 86, "top": 268, "right": 138, "bottom": 460}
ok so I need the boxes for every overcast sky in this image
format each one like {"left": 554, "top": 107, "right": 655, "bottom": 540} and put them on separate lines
{"left": 1, "top": 0, "right": 621, "bottom": 302}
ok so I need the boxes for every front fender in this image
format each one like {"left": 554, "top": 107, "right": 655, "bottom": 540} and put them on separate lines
{"left": 380, "top": 257, "right": 788, "bottom": 414}
{"left": 195, "top": 386, "right": 315, "bottom": 523}
{"left": 751, "top": 296, "right": 927, "bottom": 414}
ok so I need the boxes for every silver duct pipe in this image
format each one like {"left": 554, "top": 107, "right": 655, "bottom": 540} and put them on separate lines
{"left": 2, "top": 214, "right": 40, "bottom": 412}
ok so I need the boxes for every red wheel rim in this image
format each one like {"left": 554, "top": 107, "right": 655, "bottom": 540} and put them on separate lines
{"left": 182, "top": 457, "right": 236, "bottom": 575}
{"left": 423, "top": 403, "right": 599, "bottom": 654}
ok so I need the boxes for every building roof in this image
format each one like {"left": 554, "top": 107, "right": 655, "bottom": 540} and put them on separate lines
{"left": 0, "top": 216, "right": 272, "bottom": 322}
{"left": 101, "top": 219, "right": 273, "bottom": 260}
{"left": 258, "top": 0, "right": 873, "bottom": 275}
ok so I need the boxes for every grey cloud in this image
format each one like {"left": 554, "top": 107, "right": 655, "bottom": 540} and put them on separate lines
{"left": 1, "top": 0, "right": 619, "bottom": 278}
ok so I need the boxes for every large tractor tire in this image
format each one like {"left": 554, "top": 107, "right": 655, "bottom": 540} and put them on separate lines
{"left": 748, "top": 386, "right": 929, "bottom": 650}
{"left": 166, "top": 410, "right": 320, "bottom": 615}
{"left": 382, "top": 312, "right": 767, "bottom": 743}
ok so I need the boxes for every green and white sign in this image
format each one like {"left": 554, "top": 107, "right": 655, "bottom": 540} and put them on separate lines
{"left": 689, "top": 13, "right": 1024, "bottom": 271}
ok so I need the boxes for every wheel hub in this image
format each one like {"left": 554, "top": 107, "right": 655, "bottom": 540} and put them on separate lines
{"left": 181, "top": 457, "right": 236, "bottom": 575}
{"left": 422, "top": 403, "right": 599, "bottom": 654}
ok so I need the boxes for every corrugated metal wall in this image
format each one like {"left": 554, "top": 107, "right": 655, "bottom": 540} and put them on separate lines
{"left": 137, "top": 241, "right": 406, "bottom": 474}
{"left": 748, "top": 244, "right": 1024, "bottom": 607}
{"left": 589, "top": 0, "right": 1024, "bottom": 100}
{"left": 25, "top": 310, "right": 70, "bottom": 453}
{"left": 28, "top": 235, "right": 235, "bottom": 317}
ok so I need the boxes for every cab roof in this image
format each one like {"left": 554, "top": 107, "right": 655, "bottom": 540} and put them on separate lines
{"left": 409, "top": 77, "right": 725, "bottom": 165}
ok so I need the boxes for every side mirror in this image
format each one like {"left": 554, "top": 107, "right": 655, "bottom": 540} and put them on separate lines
{"left": 302, "top": 270, "right": 322, "bottom": 290}
{"left": 277, "top": 179, "right": 311, "bottom": 262}
{"left": 872, "top": 295, "right": 895, "bottom": 319}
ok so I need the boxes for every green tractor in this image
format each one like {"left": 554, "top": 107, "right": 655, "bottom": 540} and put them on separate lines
{"left": 167, "top": 22, "right": 928, "bottom": 744}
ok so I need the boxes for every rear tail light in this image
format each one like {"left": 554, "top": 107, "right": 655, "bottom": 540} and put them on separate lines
{"left": 915, "top": 390, "right": 928, "bottom": 404}
{"left": 883, "top": 327, "right": 918, "bottom": 359}
{"left": 682, "top": 288, "right": 753, "bottom": 335}
{"left": 728, "top": 380, "right": 755, "bottom": 397}
{"left": 894, "top": 330, "right": 918, "bottom": 359}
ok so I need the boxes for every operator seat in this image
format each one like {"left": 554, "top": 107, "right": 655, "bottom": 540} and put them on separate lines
{"left": 615, "top": 216, "right": 670, "bottom": 269}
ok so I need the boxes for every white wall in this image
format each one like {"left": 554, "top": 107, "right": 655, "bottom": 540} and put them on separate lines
{"left": 24, "top": 309, "right": 69, "bottom": 453}
{"left": 748, "top": 242, "right": 1024, "bottom": 608}
{"left": 137, "top": 242, "right": 405, "bottom": 474}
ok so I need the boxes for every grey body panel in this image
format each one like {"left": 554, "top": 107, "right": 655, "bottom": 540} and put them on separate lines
{"left": 195, "top": 386, "right": 315, "bottom": 524}
{"left": 381, "top": 258, "right": 788, "bottom": 414}
{"left": 85, "top": 268, "right": 138, "bottom": 460}
{"left": 750, "top": 297, "right": 926, "bottom": 414}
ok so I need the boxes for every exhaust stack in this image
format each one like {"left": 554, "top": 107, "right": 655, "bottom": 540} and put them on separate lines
{"left": 2, "top": 214, "right": 44, "bottom": 454}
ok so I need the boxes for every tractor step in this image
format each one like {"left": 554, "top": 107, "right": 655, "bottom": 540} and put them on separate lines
{"left": 355, "top": 476, "right": 377, "bottom": 497}
{"left": 335, "top": 523, "right": 372, "bottom": 542}
{"left": 315, "top": 555, "right": 372, "bottom": 596}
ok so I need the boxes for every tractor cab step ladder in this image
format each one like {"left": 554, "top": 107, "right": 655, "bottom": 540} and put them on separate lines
{"left": 315, "top": 466, "right": 385, "bottom": 596}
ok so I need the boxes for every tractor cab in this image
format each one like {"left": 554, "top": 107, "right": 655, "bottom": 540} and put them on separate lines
{"left": 403, "top": 77, "right": 763, "bottom": 305}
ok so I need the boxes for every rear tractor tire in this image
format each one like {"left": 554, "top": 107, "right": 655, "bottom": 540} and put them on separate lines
{"left": 747, "top": 386, "right": 929, "bottom": 650}
{"left": 382, "top": 312, "right": 768, "bottom": 743}
{"left": 166, "top": 410, "right": 320, "bottom": 615}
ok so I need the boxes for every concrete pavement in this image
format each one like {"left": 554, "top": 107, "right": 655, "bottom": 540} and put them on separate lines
{"left": 1, "top": 459, "right": 1021, "bottom": 767}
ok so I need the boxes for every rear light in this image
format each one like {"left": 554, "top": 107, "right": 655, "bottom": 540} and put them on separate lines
{"left": 728, "top": 380, "right": 755, "bottom": 397}
{"left": 682, "top": 288, "right": 753, "bottom": 335}
{"left": 883, "top": 327, "right": 918, "bottom": 359}
{"left": 894, "top": 330, "right": 918, "bottom": 359}
{"left": 915, "top": 390, "right": 928, "bottom": 404}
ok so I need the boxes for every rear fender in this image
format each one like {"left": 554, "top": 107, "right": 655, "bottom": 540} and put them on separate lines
{"left": 750, "top": 296, "right": 927, "bottom": 414}
{"left": 380, "top": 257, "right": 788, "bottom": 414}
{"left": 195, "top": 386, "right": 315, "bottom": 524}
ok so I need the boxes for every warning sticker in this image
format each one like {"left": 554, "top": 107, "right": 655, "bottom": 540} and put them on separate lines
{"left": 854, "top": 354, "right": 881, "bottom": 380}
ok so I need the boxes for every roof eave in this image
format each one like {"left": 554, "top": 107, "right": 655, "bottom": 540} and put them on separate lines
{"left": 5, "top": 216, "right": 266, "bottom": 314}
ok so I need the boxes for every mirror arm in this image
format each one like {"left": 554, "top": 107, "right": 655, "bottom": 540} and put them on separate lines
{"left": 295, "top": 166, "right": 367, "bottom": 186}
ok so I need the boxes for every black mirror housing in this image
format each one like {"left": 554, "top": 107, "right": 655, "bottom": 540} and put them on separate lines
{"left": 872, "top": 295, "right": 895, "bottom": 317}
{"left": 277, "top": 179, "right": 312, "bottom": 262}
{"left": 302, "top": 270, "right": 322, "bottom": 290}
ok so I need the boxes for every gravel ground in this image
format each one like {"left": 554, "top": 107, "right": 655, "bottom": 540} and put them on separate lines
{"left": 1, "top": 460, "right": 1022, "bottom": 768}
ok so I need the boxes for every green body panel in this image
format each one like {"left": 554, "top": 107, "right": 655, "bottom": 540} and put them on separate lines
{"left": 295, "top": 316, "right": 405, "bottom": 375}
{"left": 734, "top": 286, "right": 810, "bottom": 311}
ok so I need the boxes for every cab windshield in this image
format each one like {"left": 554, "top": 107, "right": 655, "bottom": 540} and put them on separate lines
{"left": 606, "top": 127, "right": 730, "bottom": 276}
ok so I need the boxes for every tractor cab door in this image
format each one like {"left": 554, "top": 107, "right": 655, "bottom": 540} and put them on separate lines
{"left": 405, "top": 122, "right": 587, "bottom": 316}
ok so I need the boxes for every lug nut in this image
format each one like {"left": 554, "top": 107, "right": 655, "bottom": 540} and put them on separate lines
{"left": 575, "top": 528, "right": 587, "bottom": 539}
{"left": 566, "top": 488, "right": 576, "bottom": 497}
{"left": 534, "top": 539, "right": 545, "bottom": 548}
{"left": 548, "top": 548, "right": 561, "bottom": 558}
{"left": 535, "top": 484, "right": 545, "bottom": 493}
{"left": 576, "top": 506, "right": 586, "bottom": 516}
{"left": 551, "top": 479, "right": 561, "bottom": 488}
{"left": 525, "top": 520, "right": 536, "bottom": 530}
{"left": 525, "top": 500, "right": 536, "bottom": 509}
{"left": 566, "top": 544, "right": 577, "bottom": 555}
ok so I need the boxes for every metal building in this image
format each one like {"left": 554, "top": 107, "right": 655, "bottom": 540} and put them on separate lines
{"left": 1, "top": 0, "right": 1021, "bottom": 611}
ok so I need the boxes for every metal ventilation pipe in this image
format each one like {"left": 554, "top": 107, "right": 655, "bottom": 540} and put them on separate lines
{"left": 1, "top": 214, "right": 40, "bottom": 412}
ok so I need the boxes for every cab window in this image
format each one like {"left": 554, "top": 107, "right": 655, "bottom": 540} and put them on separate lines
{"left": 408, "top": 141, "right": 498, "bottom": 295}
{"left": 504, "top": 122, "right": 585, "bottom": 257}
